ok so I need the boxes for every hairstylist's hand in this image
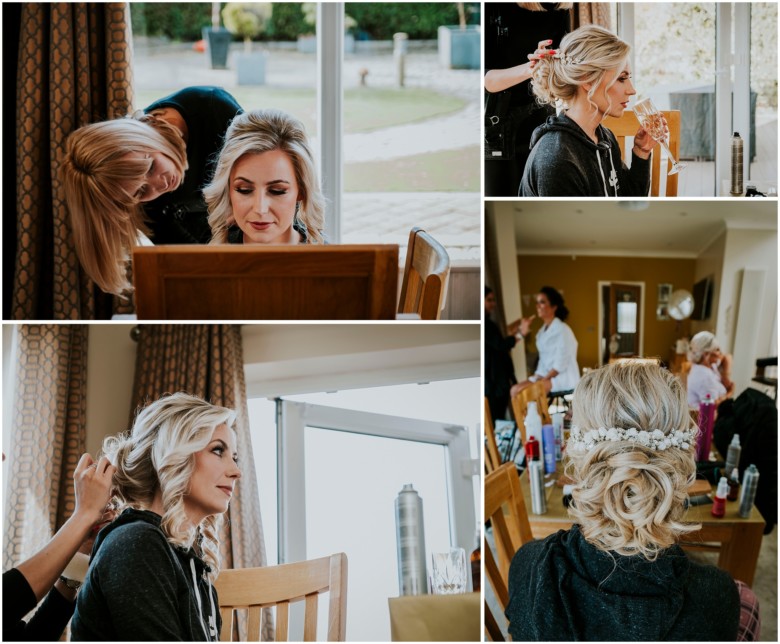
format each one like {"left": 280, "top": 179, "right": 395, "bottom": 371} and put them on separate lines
{"left": 78, "top": 502, "right": 119, "bottom": 555}
{"left": 519, "top": 315, "right": 536, "bottom": 338}
{"left": 528, "top": 39, "right": 557, "bottom": 70}
{"left": 73, "top": 454, "right": 116, "bottom": 526}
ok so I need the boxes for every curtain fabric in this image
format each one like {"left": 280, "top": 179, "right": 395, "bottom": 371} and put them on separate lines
{"left": 572, "top": 2, "right": 612, "bottom": 29}
{"left": 10, "top": 3, "right": 133, "bottom": 320}
{"left": 3, "top": 325, "right": 89, "bottom": 572}
{"left": 129, "top": 325, "right": 273, "bottom": 641}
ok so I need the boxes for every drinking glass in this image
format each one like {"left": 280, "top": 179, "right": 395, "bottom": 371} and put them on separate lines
{"left": 430, "top": 547, "right": 467, "bottom": 594}
{"left": 633, "top": 97, "right": 686, "bottom": 175}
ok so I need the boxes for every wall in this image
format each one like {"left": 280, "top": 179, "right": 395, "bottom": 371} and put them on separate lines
{"left": 516, "top": 255, "right": 696, "bottom": 370}
{"left": 691, "top": 230, "right": 726, "bottom": 336}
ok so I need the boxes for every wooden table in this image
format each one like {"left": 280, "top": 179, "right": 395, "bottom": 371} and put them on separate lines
{"left": 520, "top": 464, "right": 765, "bottom": 586}
{"left": 388, "top": 592, "right": 480, "bottom": 641}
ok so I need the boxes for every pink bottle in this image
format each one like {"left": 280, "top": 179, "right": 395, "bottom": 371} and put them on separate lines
{"left": 696, "top": 394, "right": 715, "bottom": 462}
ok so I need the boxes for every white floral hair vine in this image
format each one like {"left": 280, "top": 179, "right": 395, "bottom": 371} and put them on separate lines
{"left": 566, "top": 426, "right": 695, "bottom": 454}
{"left": 552, "top": 51, "right": 584, "bottom": 66}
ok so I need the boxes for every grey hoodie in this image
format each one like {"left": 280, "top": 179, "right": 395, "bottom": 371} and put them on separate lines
{"left": 519, "top": 114, "right": 651, "bottom": 197}
{"left": 71, "top": 508, "right": 221, "bottom": 641}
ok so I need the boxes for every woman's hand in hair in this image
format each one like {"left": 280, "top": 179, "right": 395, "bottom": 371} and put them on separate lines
{"left": 528, "top": 39, "right": 557, "bottom": 70}
{"left": 485, "top": 39, "right": 555, "bottom": 93}
{"left": 74, "top": 454, "right": 116, "bottom": 526}
{"left": 519, "top": 315, "right": 536, "bottom": 338}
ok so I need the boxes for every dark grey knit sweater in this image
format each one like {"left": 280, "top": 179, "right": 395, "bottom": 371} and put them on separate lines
{"left": 519, "top": 114, "right": 651, "bottom": 197}
{"left": 71, "top": 508, "right": 221, "bottom": 641}
{"left": 506, "top": 525, "right": 739, "bottom": 641}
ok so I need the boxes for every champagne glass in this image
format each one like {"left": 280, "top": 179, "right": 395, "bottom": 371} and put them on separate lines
{"left": 430, "top": 548, "right": 467, "bottom": 594}
{"left": 633, "top": 96, "right": 686, "bottom": 175}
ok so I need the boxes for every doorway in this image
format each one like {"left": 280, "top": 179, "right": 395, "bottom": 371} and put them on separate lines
{"left": 599, "top": 281, "right": 645, "bottom": 365}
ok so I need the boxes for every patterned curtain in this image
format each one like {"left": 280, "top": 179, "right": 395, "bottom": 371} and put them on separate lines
{"left": 9, "top": 3, "right": 133, "bottom": 320}
{"left": 3, "top": 325, "right": 89, "bottom": 572}
{"left": 129, "top": 325, "right": 273, "bottom": 641}
{"left": 572, "top": 2, "right": 612, "bottom": 29}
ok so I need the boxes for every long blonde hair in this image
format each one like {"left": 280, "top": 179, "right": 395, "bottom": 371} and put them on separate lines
{"left": 61, "top": 113, "right": 187, "bottom": 295}
{"left": 101, "top": 392, "right": 236, "bottom": 579}
{"left": 531, "top": 24, "right": 630, "bottom": 115}
{"left": 565, "top": 360, "right": 699, "bottom": 560}
{"left": 205, "top": 109, "right": 325, "bottom": 245}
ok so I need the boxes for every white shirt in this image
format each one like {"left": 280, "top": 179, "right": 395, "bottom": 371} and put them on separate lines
{"left": 687, "top": 362, "right": 726, "bottom": 409}
{"left": 534, "top": 317, "right": 580, "bottom": 392}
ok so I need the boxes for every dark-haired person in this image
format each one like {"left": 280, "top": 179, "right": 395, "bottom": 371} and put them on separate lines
{"left": 510, "top": 286, "right": 579, "bottom": 397}
{"left": 484, "top": 286, "right": 522, "bottom": 421}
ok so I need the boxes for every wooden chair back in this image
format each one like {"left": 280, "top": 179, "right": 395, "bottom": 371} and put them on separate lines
{"left": 511, "top": 381, "right": 552, "bottom": 444}
{"left": 397, "top": 227, "right": 450, "bottom": 320}
{"left": 484, "top": 462, "right": 534, "bottom": 641}
{"left": 484, "top": 397, "right": 502, "bottom": 474}
{"left": 214, "top": 553, "right": 348, "bottom": 641}
{"left": 133, "top": 245, "right": 399, "bottom": 320}
{"left": 603, "top": 109, "right": 681, "bottom": 197}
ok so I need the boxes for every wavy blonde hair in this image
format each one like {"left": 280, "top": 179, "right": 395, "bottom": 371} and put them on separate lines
{"left": 565, "top": 360, "right": 699, "bottom": 560}
{"left": 531, "top": 24, "right": 630, "bottom": 116}
{"left": 101, "top": 392, "right": 236, "bottom": 579}
{"left": 205, "top": 109, "right": 325, "bottom": 245}
{"left": 61, "top": 112, "right": 187, "bottom": 295}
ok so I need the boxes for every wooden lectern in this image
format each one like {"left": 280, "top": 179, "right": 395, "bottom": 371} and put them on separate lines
{"left": 132, "top": 245, "right": 399, "bottom": 320}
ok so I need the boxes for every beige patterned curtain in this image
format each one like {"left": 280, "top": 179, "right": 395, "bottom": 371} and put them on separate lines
{"left": 8, "top": 3, "right": 133, "bottom": 320}
{"left": 3, "top": 325, "right": 89, "bottom": 571}
{"left": 129, "top": 325, "right": 273, "bottom": 641}
{"left": 572, "top": 2, "right": 612, "bottom": 29}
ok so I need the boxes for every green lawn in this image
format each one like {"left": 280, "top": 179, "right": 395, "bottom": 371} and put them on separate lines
{"left": 133, "top": 86, "right": 465, "bottom": 135}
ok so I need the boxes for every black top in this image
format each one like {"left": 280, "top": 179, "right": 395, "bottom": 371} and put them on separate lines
{"left": 143, "top": 86, "right": 243, "bottom": 245}
{"left": 506, "top": 525, "right": 740, "bottom": 641}
{"left": 484, "top": 317, "right": 517, "bottom": 400}
{"left": 2, "top": 568, "right": 75, "bottom": 641}
{"left": 520, "top": 114, "right": 651, "bottom": 196}
{"left": 485, "top": 3, "right": 570, "bottom": 110}
{"left": 71, "top": 508, "right": 221, "bottom": 641}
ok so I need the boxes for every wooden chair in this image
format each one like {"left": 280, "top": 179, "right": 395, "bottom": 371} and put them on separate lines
{"left": 603, "top": 109, "right": 682, "bottom": 197}
{"left": 397, "top": 227, "right": 450, "bottom": 320}
{"left": 484, "top": 462, "right": 534, "bottom": 641}
{"left": 510, "top": 381, "right": 552, "bottom": 445}
{"left": 215, "top": 553, "right": 348, "bottom": 641}
{"left": 133, "top": 245, "right": 399, "bottom": 320}
{"left": 484, "top": 397, "right": 502, "bottom": 474}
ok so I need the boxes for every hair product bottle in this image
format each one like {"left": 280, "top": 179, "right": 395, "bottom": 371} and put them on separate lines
{"left": 739, "top": 465, "right": 760, "bottom": 519}
{"left": 711, "top": 477, "right": 729, "bottom": 518}
{"left": 723, "top": 434, "right": 741, "bottom": 477}
{"left": 696, "top": 394, "right": 715, "bottom": 462}
{"left": 730, "top": 132, "right": 744, "bottom": 196}
{"left": 394, "top": 484, "right": 428, "bottom": 595}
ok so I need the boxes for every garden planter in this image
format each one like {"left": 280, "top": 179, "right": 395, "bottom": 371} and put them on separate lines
{"left": 437, "top": 25, "right": 479, "bottom": 70}
{"left": 203, "top": 27, "right": 231, "bottom": 69}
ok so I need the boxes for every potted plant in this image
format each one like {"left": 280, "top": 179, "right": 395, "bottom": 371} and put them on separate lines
{"left": 222, "top": 2, "right": 272, "bottom": 85}
{"left": 202, "top": 2, "right": 231, "bottom": 70}
{"left": 297, "top": 4, "right": 357, "bottom": 54}
{"left": 437, "top": 2, "right": 479, "bottom": 70}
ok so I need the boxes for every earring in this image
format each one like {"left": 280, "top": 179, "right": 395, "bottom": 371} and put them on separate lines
{"left": 294, "top": 201, "right": 301, "bottom": 217}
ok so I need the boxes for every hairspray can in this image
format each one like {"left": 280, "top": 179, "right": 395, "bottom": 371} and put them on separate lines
{"left": 552, "top": 413, "right": 564, "bottom": 460}
{"left": 394, "top": 484, "right": 428, "bottom": 595}
{"left": 542, "top": 424, "right": 556, "bottom": 474}
{"left": 738, "top": 464, "right": 760, "bottom": 519}
{"left": 528, "top": 461, "right": 547, "bottom": 514}
{"left": 730, "top": 132, "right": 744, "bottom": 196}
{"left": 696, "top": 394, "right": 715, "bottom": 462}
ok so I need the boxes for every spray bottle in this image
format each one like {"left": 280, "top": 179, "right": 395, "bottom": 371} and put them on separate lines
{"left": 711, "top": 476, "right": 729, "bottom": 518}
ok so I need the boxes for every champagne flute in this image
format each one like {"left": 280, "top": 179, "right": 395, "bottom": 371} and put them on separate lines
{"left": 633, "top": 96, "right": 686, "bottom": 175}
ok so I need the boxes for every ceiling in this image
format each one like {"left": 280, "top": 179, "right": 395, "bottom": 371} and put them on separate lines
{"left": 486, "top": 200, "right": 778, "bottom": 257}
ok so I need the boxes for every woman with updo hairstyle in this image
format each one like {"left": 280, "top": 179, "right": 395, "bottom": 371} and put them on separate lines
{"left": 505, "top": 360, "right": 747, "bottom": 641}
{"left": 205, "top": 109, "right": 325, "bottom": 246}
{"left": 61, "top": 87, "right": 243, "bottom": 295}
{"left": 519, "top": 24, "right": 658, "bottom": 197}
{"left": 686, "top": 330, "right": 735, "bottom": 409}
{"left": 70, "top": 392, "right": 241, "bottom": 641}
{"left": 510, "top": 286, "right": 579, "bottom": 396}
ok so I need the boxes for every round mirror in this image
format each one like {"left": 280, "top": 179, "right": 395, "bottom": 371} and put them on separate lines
{"left": 667, "top": 289, "right": 695, "bottom": 320}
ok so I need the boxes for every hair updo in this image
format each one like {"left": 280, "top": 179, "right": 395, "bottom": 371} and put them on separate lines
{"left": 101, "top": 392, "right": 236, "bottom": 578}
{"left": 531, "top": 24, "right": 631, "bottom": 113}
{"left": 565, "top": 360, "right": 699, "bottom": 560}
{"left": 687, "top": 331, "right": 720, "bottom": 364}
{"left": 540, "top": 286, "right": 569, "bottom": 321}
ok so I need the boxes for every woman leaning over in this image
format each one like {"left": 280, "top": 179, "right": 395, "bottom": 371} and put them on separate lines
{"left": 61, "top": 86, "right": 243, "bottom": 295}
{"left": 70, "top": 393, "right": 241, "bottom": 641}
{"left": 506, "top": 360, "right": 748, "bottom": 640}
{"left": 205, "top": 109, "right": 326, "bottom": 246}
{"left": 520, "top": 25, "right": 656, "bottom": 197}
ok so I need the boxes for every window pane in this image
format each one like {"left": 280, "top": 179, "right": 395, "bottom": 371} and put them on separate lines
{"left": 304, "top": 426, "right": 450, "bottom": 641}
{"left": 617, "top": 301, "right": 637, "bottom": 333}
{"left": 247, "top": 397, "right": 278, "bottom": 566}
{"left": 749, "top": 3, "right": 778, "bottom": 183}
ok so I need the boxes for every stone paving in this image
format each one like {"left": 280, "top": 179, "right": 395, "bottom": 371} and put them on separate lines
{"left": 133, "top": 42, "right": 481, "bottom": 262}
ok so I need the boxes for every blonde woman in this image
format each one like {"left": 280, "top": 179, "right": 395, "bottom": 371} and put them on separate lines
{"left": 205, "top": 109, "right": 325, "bottom": 245}
{"left": 70, "top": 393, "right": 241, "bottom": 641}
{"left": 519, "top": 25, "right": 658, "bottom": 196}
{"left": 61, "top": 87, "right": 243, "bottom": 295}
{"left": 687, "top": 331, "right": 735, "bottom": 409}
{"left": 506, "top": 361, "right": 746, "bottom": 640}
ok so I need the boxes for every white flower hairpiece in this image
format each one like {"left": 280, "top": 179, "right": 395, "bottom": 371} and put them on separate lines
{"left": 566, "top": 426, "right": 695, "bottom": 454}
{"left": 552, "top": 51, "right": 584, "bottom": 66}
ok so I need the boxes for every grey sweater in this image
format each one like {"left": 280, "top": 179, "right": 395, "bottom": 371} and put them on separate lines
{"left": 519, "top": 114, "right": 651, "bottom": 197}
{"left": 506, "top": 525, "right": 740, "bottom": 641}
{"left": 71, "top": 509, "right": 221, "bottom": 641}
